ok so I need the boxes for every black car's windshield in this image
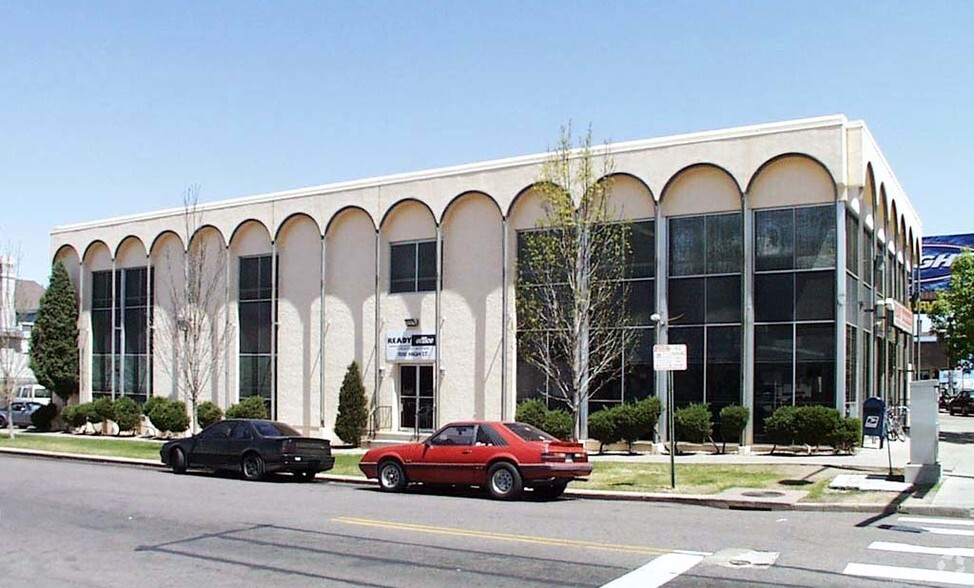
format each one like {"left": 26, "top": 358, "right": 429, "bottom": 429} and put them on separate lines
{"left": 253, "top": 421, "right": 301, "bottom": 437}
{"left": 503, "top": 422, "right": 558, "bottom": 442}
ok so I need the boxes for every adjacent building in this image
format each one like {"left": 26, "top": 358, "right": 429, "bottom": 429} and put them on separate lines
{"left": 49, "top": 115, "right": 921, "bottom": 443}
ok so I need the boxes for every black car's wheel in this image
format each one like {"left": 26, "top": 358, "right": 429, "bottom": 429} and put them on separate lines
{"left": 296, "top": 470, "right": 317, "bottom": 483}
{"left": 170, "top": 447, "right": 187, "bottom": 475}
{"left": 377, "top": 460, "right": 407, "bottom": 492}
{"left": 241, "top": 454, "right": 265, "bottom": 481}
{"left": 950, "top": 407, "right": 957, "bottom": 416}
{"left": 487, "top": 462, "right": 523, "bottom": 500}
{"left": 533, "top": 482, "right": 568, "bottom": 500}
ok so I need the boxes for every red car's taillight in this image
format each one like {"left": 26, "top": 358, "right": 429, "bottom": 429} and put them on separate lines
{"left": 541, "top": 452, "right": 567, "bottom": 462}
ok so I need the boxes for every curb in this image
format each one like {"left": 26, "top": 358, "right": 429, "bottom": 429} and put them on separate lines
{"left": 2, "top": 447, "right": 970, "bottom": 518}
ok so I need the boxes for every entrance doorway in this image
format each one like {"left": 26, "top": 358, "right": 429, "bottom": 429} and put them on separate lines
{"left": 400, "top": 365, "right": 434, "bottom": 432}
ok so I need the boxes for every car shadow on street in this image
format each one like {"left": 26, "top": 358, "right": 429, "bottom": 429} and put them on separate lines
{"left": 355, "top": 484, "right": 578, "bottom": 502}
{"left": 156, "top": 469, "right": 313, "bottom": 484}
{"left": 134, "top": 522, "right": 617, "bottom": 587}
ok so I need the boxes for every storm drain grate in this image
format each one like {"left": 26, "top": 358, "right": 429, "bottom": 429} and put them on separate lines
{"left": 740, "top": 490, "right": 786, "bottom": 498}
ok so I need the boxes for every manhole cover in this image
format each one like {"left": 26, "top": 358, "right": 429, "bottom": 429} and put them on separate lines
{"left": 741, "top": 491, "right": 785, "bottom": 498}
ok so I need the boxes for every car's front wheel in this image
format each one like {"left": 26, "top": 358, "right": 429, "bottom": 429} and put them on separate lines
{"left": 378, "top": 460, "right": 407, "bottom": 492}
{"left": 170, "top": 447, "right": 187, "bottom": 475}
{"left": 533, "top": 482, "right": 568, "bottom": 500}
{"left": 487, "top": 462, "right": 523, "bottom": 500}
{"left": 241, "top": 454, "right": 265, "bottom": 481}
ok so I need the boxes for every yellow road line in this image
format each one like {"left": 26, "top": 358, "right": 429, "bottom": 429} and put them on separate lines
{"left": 333, "top": 516, "right": 688, "bottom": 555}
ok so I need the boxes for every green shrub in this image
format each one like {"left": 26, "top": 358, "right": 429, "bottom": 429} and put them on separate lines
{"left": 61, "top": 405, "right": 83, "bottom": 429}
{"left": 515, "top": 399, "right": 548, "bottom": 430}
{"left": 674, "top": 403, "right": 712, "bottom": 444}
{"left": 542, "top": 409, "right": 573, "bottom": 441}
{"left": 765, "top": 405, "right": 798, "bottom": 452}
{"left": 718, "top": 405, "right": 750, "bottom": 453}
{"left": 112, "top": 396, "right": 142, "bottom": 434}
{"left": 87, "top": 398, "right": 111, "bottom": 424}
{"left": 829, "top": 417, "right": 861, "bottom": 453}
{"left": 142, "top": 395, "right": 166, "bottom": 416}
{"left": 72, "top": 402, "right": 97, "bottom": 428}
{"left": 334, "top": 361, "right": 368, "bottom": 446}
{"left": 149, "top": 399, "right": 190, "bottom": 435}
{"left": 225, "top": 396, "right": 268, "bottom": 419}
{"left": 587, "top": 407, "right": 620, "bottom": 453}
{"left": 793, "top": 405, "right": 842, "bottom": 449}
{"left": 30, "top": 403, "right": 59, "bottom": 431}
{"left": 196, "top": 401, "right": 224, "bottom": 429}
{"left": 614, "top": 397, "right": 662, "bottom": 451}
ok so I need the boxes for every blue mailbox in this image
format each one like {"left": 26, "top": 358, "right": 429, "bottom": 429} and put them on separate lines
{"left": 862, "top": 397, "right": 886, "bottom": 448}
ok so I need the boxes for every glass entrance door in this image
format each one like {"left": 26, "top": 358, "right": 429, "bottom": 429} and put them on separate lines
{"left": 400, "top": 365, "right": 434, "bottom": 432}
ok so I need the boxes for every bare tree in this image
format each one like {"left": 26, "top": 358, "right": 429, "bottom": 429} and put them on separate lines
{"left": 155, "top": 186, "right": 233, "bottom": 433}
{"left": 0, "top": 244, "right": 30, "bottom": 439}
{"left": 516, "top": 125, "right": 635, "bottom": 440}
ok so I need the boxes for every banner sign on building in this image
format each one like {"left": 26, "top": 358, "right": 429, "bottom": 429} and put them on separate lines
{"left": 920, "top": 234, "right": 974, "bottom": 293}
{"left": 892, "top": 299, "right": 914, "bottom": 333}
{"left": 386, "top": 332, "right": 437, "bottom": 362}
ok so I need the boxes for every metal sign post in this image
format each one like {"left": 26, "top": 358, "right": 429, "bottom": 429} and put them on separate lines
{"left": 654, "top": 344, "right": 687, "bottom": 489}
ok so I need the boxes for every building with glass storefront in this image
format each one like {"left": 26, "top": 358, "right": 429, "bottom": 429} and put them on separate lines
{"left": 49, "top": 115, "right": 920, "bottom": 444}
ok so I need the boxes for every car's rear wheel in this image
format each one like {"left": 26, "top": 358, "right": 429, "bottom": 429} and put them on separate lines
{"left": 378, "top": 460, "right": 407, "bottom": 492}
{"left": 487, "top": 462, "right": 522, "bottom": 500}
{"left": 171, "top": 448, "right": 187, "bottom": 475}
{"left": 533, "top": 482, "right": 568, "bottom": 500}
{"left": 242, "top": 454, "right": 265, "bottom": 481}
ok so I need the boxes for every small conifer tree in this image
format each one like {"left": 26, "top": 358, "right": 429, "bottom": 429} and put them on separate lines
{"left": 334, "top": 361, "right": 368, "bottom": 446}
{"left": 29, "top": 262, "right": 79, "bottom": 403}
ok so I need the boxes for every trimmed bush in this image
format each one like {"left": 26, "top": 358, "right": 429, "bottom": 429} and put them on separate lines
{"left": 515, "top": 399, "right": 548, "bottom": 430}
{"left": 764, "top": 406, "right": 798, "bottom": 452}
{"left": 31, "top": 403, "right": 59, "bottom": 431}
{"left": 615, "top": 397, "right": 662, "bottom": 452}
{"left": 542, "top": 409, "right": 573, "bottom": 441}
{"left": 73, "top": 402, "right": 98, "bottom": 428}
{"left": 829, "top": 417, "right": 861, "bottom": 453}
{"left": 149, "top": 399, "right": 190, "bottom": 435}
{"left": 112, "top": 396, "right": 141, "bottom": 434}
{"left": 674, "top": 403, "right": 712, "bottom": 445}
{"left": 196, "top": 401, "right": 224, "bottom": 429}
{"left": 587, "top": 407, "right": 620, "bottom": 453}
{"left": 718, "top": 405, "right": 750, "bottom": 453}
{"left": 61, "top": 405, "right": 84, "bottom": 430}
{"left": 334, "top": 361, "right": 368, "bottom": 446}
{"left": 793, "top": 405, "right": 842, "bottom": 449}
{"left": 85, "top": 398, "right": 109, "bottom": 425}
{"left": 142, "top": 395, "right": 166, "bottom": 416}
{"left": 225, "top": 396, "right": 268, "bottom": 420}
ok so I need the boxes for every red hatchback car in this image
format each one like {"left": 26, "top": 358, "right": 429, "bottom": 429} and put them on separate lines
{"left": 359, "top": 421, "right": 592, "bottom": 500}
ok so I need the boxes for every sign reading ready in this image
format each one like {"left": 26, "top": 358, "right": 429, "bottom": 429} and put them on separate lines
{"left": 386, "top": 332, "right": 437, "bottom": 362}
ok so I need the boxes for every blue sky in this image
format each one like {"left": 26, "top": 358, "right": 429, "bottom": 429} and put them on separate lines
{"left": 2, "top": 1, "right": 972, "bottom": 284}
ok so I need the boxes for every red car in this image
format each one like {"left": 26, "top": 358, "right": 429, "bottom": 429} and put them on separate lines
{"left": 359, "top": 421, "right": 592, "bottom": 500}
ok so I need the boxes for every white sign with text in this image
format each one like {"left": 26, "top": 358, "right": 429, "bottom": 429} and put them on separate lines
{"left": 653, "top": 344, "right": 687, "bottom": 371}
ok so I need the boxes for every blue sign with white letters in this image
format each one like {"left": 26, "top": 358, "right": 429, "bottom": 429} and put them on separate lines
{"left": 920, "top": 234, "right": 974, "bottom": 293}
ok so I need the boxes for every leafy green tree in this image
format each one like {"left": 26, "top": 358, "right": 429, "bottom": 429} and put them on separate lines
{"left": 615, "top": 397, "right": 662, "bottom": 453}
{"left": 542, "top": 409, "right": 574, "bottom": 441}
{"left": 765, "top": 405, "right": 798, "bottom": 454}
{"left": 334, "top": 361, "right": 368, "bottom": 446}
{"left": 674, "top": 403, "right": 713, "bottom": 446}
{"left": 930, "top": 252, "right": 974, "bottom": 369}
{"left": 516, "top": 125, "right": 635, "bottom": 440}
{"left": 29, "top": 262, "right": 79, "bottom": 404}
{"left": 587, "top": 407, "right": 620, "bottom": 453}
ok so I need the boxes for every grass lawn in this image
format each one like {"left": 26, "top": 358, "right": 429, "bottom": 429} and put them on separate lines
{"left": 0, "top": 433, "right": 164, "bottom": 460}
{"left": 577, "top": 462, "right": 812, "bottom": 494}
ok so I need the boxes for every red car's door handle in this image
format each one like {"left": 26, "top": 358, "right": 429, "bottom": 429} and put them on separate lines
{"left": 462, "top": 450, "right": 472, "bottom": 455}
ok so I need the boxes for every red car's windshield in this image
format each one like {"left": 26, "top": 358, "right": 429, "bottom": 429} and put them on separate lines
{"left": 503, "top": 422, "right": 558, "bottom": 442}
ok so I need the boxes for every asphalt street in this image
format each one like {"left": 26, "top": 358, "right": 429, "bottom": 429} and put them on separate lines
{"left": 1, "top": 454, "right": 971, "bottom": 587}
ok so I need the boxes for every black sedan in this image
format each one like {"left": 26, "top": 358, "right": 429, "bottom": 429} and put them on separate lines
{"left": 160, "top": 419, "right": 335, "bottom": 481}
{"left": 948, "top": 391, "right": 973, "bottom": 416}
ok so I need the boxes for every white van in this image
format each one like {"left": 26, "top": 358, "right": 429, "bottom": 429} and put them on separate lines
{"left": 15, "top": 384, "right": 52, "bottom": 405}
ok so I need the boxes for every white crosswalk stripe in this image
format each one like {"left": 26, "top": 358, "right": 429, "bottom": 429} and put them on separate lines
{"left": 842, "top": 515, "right": 974, "bottom": 585}
{"left": 600, "top": 553, "right": 705, "bottom": 588}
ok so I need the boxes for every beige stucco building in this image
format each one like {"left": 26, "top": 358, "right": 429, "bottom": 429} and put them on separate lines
{"left": 50, "top": 115, "right": 921, "bottom": 444}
